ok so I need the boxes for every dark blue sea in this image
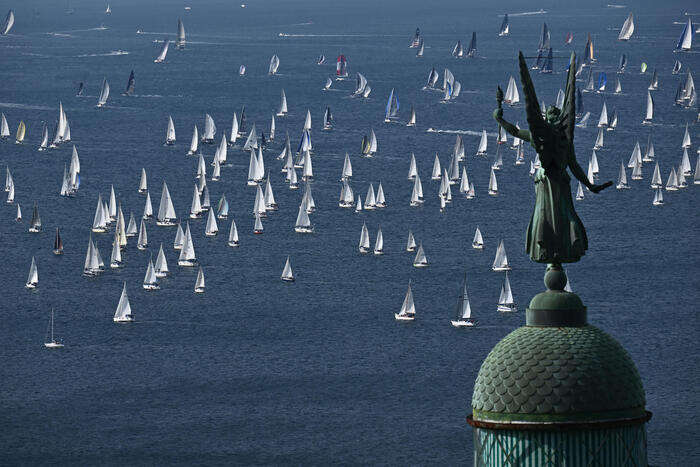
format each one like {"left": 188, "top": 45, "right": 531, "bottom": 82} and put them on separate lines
{"left": 1, "top": 0, "right": 698, "bottom": 464}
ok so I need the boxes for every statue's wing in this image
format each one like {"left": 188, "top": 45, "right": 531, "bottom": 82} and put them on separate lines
{"left": 518, "top": 51, "right": 546, "bottom": 144}
{"left": 557, "top": 52, "right": 577, "bottom": 145}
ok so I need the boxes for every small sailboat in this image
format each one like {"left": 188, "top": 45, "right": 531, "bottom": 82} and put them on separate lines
{"left": 176, "top": 18, "right": 186, "bottom": 49}
{"left": 277, "top": 90, "right": 288, "bottom": 117}
{"left": 96, "top": 78, "right": 110, "bottom": 107}
{"left": 359, "top": 222, "right": 371, "bottom": 253}
{"left": 618, "top": 12, "right": 634, "bottom": 41}
{"left": 268, "top": 54, "right": 280, "bottom": 75}
{"left": 675, "top": 18, "right": 693, "bottom": 51}
{"left": 227, "top": 219, "right": 240, "bottom": 247}
{"left": 472, "top": 227, "right": 484, "bottom": 249}
{"left": 123, "top": 70, "right": 135, "bottom": 96}
{"left": 194, "top": 266, "right": 206, "bottom": 293}
{"left": 413, "top": 243, "right": 428, "bottom": 268}
{"left": 253, "top": 213, "right": 264, "bottom": 234}
{"left": 642, "top": 91, "right": 654, "bottom": 124}
{"left": 416, "top": 39, "right": 424, "bottom": 57}
{"left": 616, "top": 162, "right": 629, "bottom": 189}
{"left": 44, "top": 309, "right": 64, "bottom": 349}
{"left": 53, "top": 228, "right": 64, "bottom": 255}
{"left": 239, "top": 65, "right": 246, "bottom": 76}
{"left": 6, "top": 179, "right": 14, "bottom": 204}
{"left": 406, "top": 230, "right": 417, "bottom": 252}
{"left": 205, "top": 208, "right": 218, "bottom": 236}
{"left": 178, "top": 222, "right": 198, "bottom": 265}
{"left": 384, "top": 88, "right": 399, "bottom": 123}
{"left": 499, "top": 14, "right": 509, "bottom": 37}
{"left": 15, "top": 203, "right": 21, "bottom": 221}
{"left": 138, "top": 168, "right": 148, "bottom": 194}
{"left": 26, "top": 256, "right": 39, "bottom": 289}
{"left": 165, "top": 115, "right": 176, "bottom": 145}
{"left": 15, "top": 120, "right": 25, "bottom": 144}
{"left": 29, "top": 202, "right": 42, "bottom": 233}
{"left": 1, "top": 9, "right": 15, "bottom": 35}
{"left": 504, "top": 76, "right": 520, "bottom": 105}
{"left": 154, "top": 243, "right": 169, "bottom": 277}
{"left": 294, "top": 204, "right": 314, "bottom": 233}
{"left": 395, "top": 281, "right": 416, "bottom": 321}
{"left": 488, "top": 168, "right": 498, "bottom": 196}
{"left": 652, "top": 188, "right": 664, "bottom": 206}
{"left": 672, "top": 60, "right": 682, "bottom": 75}
{"left": 651, "top": 162, "right": 663, "bottom": 188}
{"left": 154, "top": 39, "right": 170, "bottom": 63}
{"left": 156, "top": 181, "right": 177, "bottom": 226}
{"left": 451, "top": 273, "right": 476, "bottom": 327}
{"left": 143, "top": 256, "right": 160, "bottom": 290}
{"left": 492, "top": 240, "right": 511, "bottom": 271}
{"left": 173, "top": 222, "right": 185, "bottom": 250}
{"left": 373, "top": 225, "right": 384, "bottom": 255}
{"left": 281, "top": 256, "right": 295, "bottom": 282}
{"left": 0, "top": 113, "right": 9, "bottom": 139}
{"left": 137, "top": 219, "right": 148, "bottom": 250}
{"left": 83, "top": 235, "right": 104, "bottom": 276}
{"left": 476, "top": 130, "right": 488, "bottom": 156}
{"left": 113, "top": 282, "right": 134, "bottom": 323}
{"left": 576, "top": 181, "right": 585, "bottom": 200}
{"left": 143, "top": 191, "right": 154, "bottom": 220}
{"left": 497, "top": 272, "right": 517, "bottom": 312}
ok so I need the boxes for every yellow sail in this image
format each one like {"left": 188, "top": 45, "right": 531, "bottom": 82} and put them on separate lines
{"left": 15, "top": 120, "right": 25, "bottom": 143}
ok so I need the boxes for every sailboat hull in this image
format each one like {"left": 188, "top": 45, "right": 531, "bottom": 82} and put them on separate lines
{"left": 25, "top": 282, "right": 37, "bottom": 289}
{"left": 413, "top": 262, "right": 428, "bottom": 268}
{"left": 498, "top": 304, "right": 517, "bottom": 312}
{"left": 395, "top": 313, "right": 415, "bottom": 321}
{"left": 451, "top": 319, "right": 476, "bottom": 327}
{"left": 492, "top": 266, "right": 511, "bottom": 272}
{"left": 113, "top": 316, "right": 134, "bottom": 323}
{"left": 178, "top": 259, "right": 198, "bottom": 267}
{"left": 143, "top": 284, "right": 160, "bottom": 290}
{"left": 156, "top": 220, "right": 177, "bottom": 227}
{"left": 44, "top": 342, "right": 64, "bottom": 348}
{"left": 295, "top": 226, "right": 314, "bottom": 234}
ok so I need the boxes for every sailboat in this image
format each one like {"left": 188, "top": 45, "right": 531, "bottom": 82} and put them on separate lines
{"left": 336, "top": 54, "right": 348, "bottom": 79}
{"left": 26, "top": 256, "right": 39, "bottom": 289}
{"left": 576, "top": 181, "right": 585, "bottom": 201}
{"left": 143, "top": 191, "right": 154, "bottom": 220}
{"left": 451, "top": 273, "right": 476, "bottom": 327}
{"left": 205, "top": 208, "right": 218, "bottom": 236}
{"left": 410, "top": 27, "right": 421, "bottom": 47}
{"left": 138, "top": 168, "right": 148, "bottom": 194}
{"left": 593, "top": 128, "right": 604, "bottom": 150}
{"left": 416, "top": 39, "right": 424, "bottom": 57}
{"left": 113, "top": 282, "right": 134, "bottom": 322}
{"left": 137, "top": 219, "right": 148, "bottom": 250}
{"left": 277, "top": 90, "right": 288, "bottom": 117}
{"left": 672, "top": 60, "right": 682, "bottom": 75}
{"left": 488, "top": 168, "right": 498, "bottom": 196}
{"left": 44, "top": 309, "right": 64, "bottom": 348}
{"left": 618, "top": 12, "right": 634, "bottom": 41}
{"left": 6, "top": 179, "right": 14, "bottom": 204}
{"left": 675, "top": 18, "right": 693, "bottom": 51}
{"left": 165, "top": 116, "right": 176, "bottom": 145}
{"left": 178, "top": 222, "right": 197, "bottom": 266}
{"left": 268, "top": 54, "right": 280, "bottom": 75}
{"left": 648, "top": 69, "right": 659, "bottom": 91}
{"left": 466, "top": 32, "right": 477, "bottom": 57}
{"left": 154, "top": 39, "right": 170, "bottom": 63}
{"left": 359, "top": 222, "right": 370, "bottom": 253}
{"left": 472, "top": 227, "right": 484, "bottom": 249}
{"left": 123, "top": 70, "right": 135, "bottom": 96}
{"left": 1, "top": 9, "right": 14, "bottom": 35}
{"left": 642, "top": 91, "right": 654, "bottom": 124}
{"left": 616, "top": 162, "right": 629, "bottom": 189}
{"left": 15, "top": 203, "right": 21, "bottom": 221}
{"left": 15, "top": 120, "right": 25, "bottom": 144}
{"left": 190, "top": 266, "right": 205, "bottom": 293}
{"left": 373, "top": 225, "right": 384, "bottom": 255}
{"left": 50, "top": 228, "right": 64, "bottom": 256}
{"left": 538, "top": 22, "right": 551, "bottom": 51}
{"left": 281, "top": 256, "right": 295, "bottom": 282}
{"left": 355, "top": 195, "right": 363, "bottom": 213}
{"left": 29, "top": 202, "right": 42, "bottom": 233}
{"left": 83, "top": 235, "right": 104, "bottom": 276}
{"left": 176, "top": 18, "right": 186, "bottom": 49}
{"left": 540, "top": 48, "right": 553, "bottom": 73}
{"left": 652, "top": 188, "right": 664, "bottom": 206}
{"left": 239, "top": 65, "right": 246, "bottom": 76}
{"left": 682, "top": 123, "right": 692, "bottom": 149}
{"left": 143, "top": 256, "right": 160, "bottom": 290}
{"left": 476, "top": 130, "right": 488, "bottom": 156}
{"left": 153, "top": 243, "right": 169, "bottom": 278}
{"left": 228, "top": 219, "right": 240, "bottom": 247}
{"left": 339, "top": 179, "right": 355, "bottom": 208}
{"left": 157, "top": 182, "right": 177, "bottom": 226}
{"left": 294, "top": 203, "right": 314, "bottom": 233}
{"left": 492, "top": 240, "right": 511, "bottom": 271}
{"left": 96, "top": 78, "right": 110, "bottom": 108}
{"left": 253, "top": 213, "right": 264, "bottom": 234}
{"left": 497, "top": 272, "right": 517, "bottom": 312}
{"left": 499, "top": 14, "right": 509, "bottom": 37}
{"left": 504, "top": 76, "right": 519, "bottom": 105}
{"left": 38, "top": 123, "right": 49, "bottom": 151}
{"left": 0, "top": 113, "right": 9, "bottom": 139}
{"left": 395, "top": 281, "right": 416, "bottom": 321}
{"left": 406, "top": 230, "right": 417, "bottom": 252}
{"left": 598, "top": 101, "right": 609, "bottom": 128}
{"left": 413, "top": 243, "right": 428, "bottom": 268}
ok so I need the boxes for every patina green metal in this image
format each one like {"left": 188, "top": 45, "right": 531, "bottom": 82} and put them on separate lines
{"left": 494, "top": 51, "right": 612, "bottom": 265}
{"left": 467, "top": 51, "right": 650, "bottom": 466}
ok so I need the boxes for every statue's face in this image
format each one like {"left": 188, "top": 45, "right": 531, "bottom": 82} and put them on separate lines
{"left": 545, "top": 106, "right": 560, "bottom": 123}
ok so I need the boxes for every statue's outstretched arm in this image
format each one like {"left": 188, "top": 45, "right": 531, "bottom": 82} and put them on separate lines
{"left": 493, "top": 109, "right": 532, "bottom": 142}
{"left": 569, "top": 148, "right": 613, "bottom": 193}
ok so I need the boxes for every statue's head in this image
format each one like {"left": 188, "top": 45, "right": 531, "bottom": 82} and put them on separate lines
{"left": 545, "top": 105, "right": 561, "bottom": 123}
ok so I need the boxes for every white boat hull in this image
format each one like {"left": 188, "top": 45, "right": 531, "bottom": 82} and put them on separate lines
{"left": 194, "top": 287, "right": 205, "bottom": 293}
{"left": 413, "top": 262, "right": 428, "bottom": 268}
{"left": 451, "top": 320, "right": 476, "bottom": 327}
{"left": 295, "top": 227, "right": 314, "bottom": 234}
{"left": 113, "top": 316, "right": 134, "bottom": 323}
{"left": 228, "top": 241, "right": 240, "bottom": 247}
{"left": 143, "top": 284, "right": 160, "bottom": 290}
{"left": 498, "top": 305, "right": 517, "bottom": 312}
{"left": 395, "top": 313, "right": 415, "bottom": 321}
{"left": 44, "top": 342, "right": 64, "bottom": 348}
{"left": 178, "top": 259, "right": 198, "bottom": 267}
{"left": 156, "top": 220, "right": 176, "bottom": 227}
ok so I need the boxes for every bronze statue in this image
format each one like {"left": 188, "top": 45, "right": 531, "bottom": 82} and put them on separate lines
{"left": 494, "top": 52, "right": 612, "bottom": 265}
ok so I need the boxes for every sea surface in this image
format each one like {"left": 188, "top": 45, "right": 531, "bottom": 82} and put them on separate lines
{"left": 1, "top": 0, "right": 698, "bottom": 464}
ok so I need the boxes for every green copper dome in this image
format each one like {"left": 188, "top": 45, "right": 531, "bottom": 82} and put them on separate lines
{"left": 472, "top": 325, "right": 646, "bottom": 424}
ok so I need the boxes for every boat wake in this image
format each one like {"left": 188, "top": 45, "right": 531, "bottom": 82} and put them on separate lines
{"left": 278, "top": 33, "right": 400, "bottom": 38}
{"left": 136, "top": 31, "right": 170, "bottom": 35}
{"left": 46, "top": 32, "right": 74, "bottom": 38}
{"left": 76, "top": 50, "right": 129, "bottom": 57}
{"left": 0, "top": 102, "right": 54, "bottom": 111}
{"left": 509, "top": 9, "right": 547, "bottom": 16}
{"left": 606, "top": 4, "right": 626, "bottom": 8}
{"left": 426, "top": 128, "right": 497, "bottom": 137}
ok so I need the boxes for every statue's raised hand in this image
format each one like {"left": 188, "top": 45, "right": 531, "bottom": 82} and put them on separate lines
{"left": 589, "top": 181, "right": 613, "bottom": 193}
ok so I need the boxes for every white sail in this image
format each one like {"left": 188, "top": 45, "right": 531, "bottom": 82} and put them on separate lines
{"left": 373, "top": 226, "right": 384, "bottom": 255}
{"left": 497, "top": 272, "right": 516, "bottom": 312}
{"left": 413, "top": 243, "right": 428, "bottom": 267}
{"left": 488, "top": 168, "right": 498, "bottom": 195}
{"left": 406, "top": 230, "right": 417, "bottom": 251}
{"left": 476, "top": 130, "right": 488, "bottom": 155}
{"left": 229, "top": 114, "right": 239, "bottom": 144}
{"left": 651, "top": 162, "right": 662, "bottom": 188}
{"left": 204, "top": 208, "right": 218, "bottom": 236}
{"left": 176, "top": 18, "right": 186, "bottom": 48}
{"left": 472, "top": 227, "right": 483, "bottom": 249}
{"left": 26, "top": 256, "right": 38, "bottom": 288}
{"left": 137, "top": 219, "right": 148, "bottom": 249}
{"left": 682, "top": 124, "right": 692, "bottom": 148}
{"left": 157, "top": 181, "right": 177, "bottom": 225}
{"left": 597, "top": 101, "right": 608, "bottom": 127}
{"left": 277, "top": 90, "right": 288, "bottom": 116}
{"left": 365, "top": 183, "right": 376, "bottom": 209}
{"left": 359, "top": 222, "right": 370, "bottom": 252}
{"left": 281, "top": 256, "right": 294, "bottom": 281}
{"left": 173, "top": 222, "right": 185, "bottom": 249}
{"left": 408, "top": 153, "right": 418, "bottom": 179}
{"left": 143, "top": 256, "right": 159, "bottom": 289}
{"left": 628, "top": 142, "right": 642, "bottom": 168}
{"left": 678, "top": 18, "right": 693, "bottom": 51}
{"left": 1, "top": 10, "right": 14, "bottom": 36}
{"left": 616, "top": 162, "right": 629, "bottom": 189}
{"left": 113, "top": 282, "right": 133, "bottom": 322}
{"left": 143, "top": 191, "right": 153, "bottom": 219}
{"left": 342, "top": 153, "right": 353, "bottom": 179}
{"left": 492, "top": 240, "right": 510, "bottom": 271}
{"left": 243, "top": 123, "right": 258, "bottom": 151}
{"left": 618, "top": 12, "right": 634, "bottom": 41}
{"left": 154, "top": 243, "right": 168, "bottom": 277}
{"left": 154, "top": 39, "right": 170, "bottom": 63}
{"left": 228, "top": 219, "right": 240, "bottom": 246}
{"left": 643, "top": 91, "right": 653, "bottom": 123}
{"left": 165, "top": 116, "right": 176, "bottom": 144}
{"left": 178, "top": 222, "right": 197, "bottom": 265}
{"left": 0, "top": 113, "right": 9, "bottom": 137}
{"left": 269, "top": 54, "right": 280, "bottom": 75}
{"left": 431, "top": 153, "right": 441, "bottom": 180}
{"left": 202, "top": 114, "right": 216, "bottom": 142}
{"left": 97, "top": 78, "right": 110, "bottom": 107}
{"left": 194, "top": 266, "right": 205, "bottom": 292}
{"left": 395, "top": 281, "right": 416, "bottom": 320}
{"left": 217, "top": 194, "right": 229, "bottom": 218}
{"left": 504, "top": 76, "right": 520, "bottom": 105}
